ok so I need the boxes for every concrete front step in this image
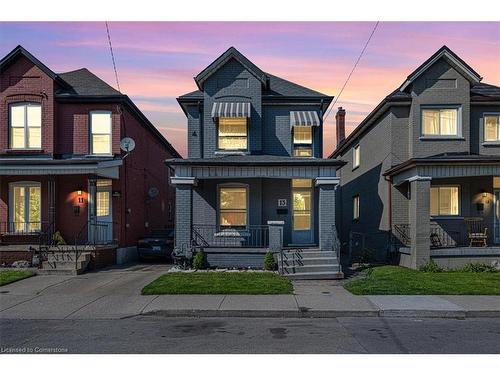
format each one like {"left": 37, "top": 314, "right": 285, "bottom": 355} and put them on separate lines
{"left": 279, "top": 257, "right": 338, "bottom": 266}
{"left": 282, "top": 264, "right": 341, "bottom": 274}
{"left": 284, "top": 271, "right": 344, "bottom": 280}
{"left": 42, "top": 259, "right": 89, "bottom": 270}
{"left": 279, "top": 250, "right": 336, "bottom": 259}
{"left": 47, "top": 253, "right": 91, "bottom": 262}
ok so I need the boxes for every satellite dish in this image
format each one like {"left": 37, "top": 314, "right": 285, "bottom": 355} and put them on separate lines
{"left": 148, "top": 187, "right": 159, "bottom": 198}
{"left": 120, "top": 137, "right": 136, "bottom": 152}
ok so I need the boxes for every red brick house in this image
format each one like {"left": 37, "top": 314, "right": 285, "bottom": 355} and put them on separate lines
{"left": 0, "top": 45, "right": 180, "bottom": 270}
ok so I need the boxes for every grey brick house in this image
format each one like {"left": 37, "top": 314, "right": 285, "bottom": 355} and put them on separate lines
{"left": 167, "top": 47, "right": 344, "bottom": 278}
{"left": 330, "top": 46, "right": 500, "bottom": 269}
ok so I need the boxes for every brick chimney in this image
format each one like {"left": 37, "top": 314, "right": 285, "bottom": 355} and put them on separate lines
{"left": 335, "top": 107, "right": 346, "bottom": 147}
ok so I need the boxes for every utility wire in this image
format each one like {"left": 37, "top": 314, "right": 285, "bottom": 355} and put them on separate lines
{"left": 105, "top": 21, "right": 121, "bottom": 92}
{"left": 324, "top": 21, "right": 379, "bottom": 120}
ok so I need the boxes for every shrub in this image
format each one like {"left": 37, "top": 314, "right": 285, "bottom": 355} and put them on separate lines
{"left": 53, "top": 231, "right": 66, "bottom": 245}
{"left": 192, "top": 251, "right": 205, "bottom": 270}
{"left": 354, "top": 247, "right": 374, "bottom": 265}
{"left": 418, "top": 259, "right": 443, "bottom": 273}
{"left": 459, "top": 263, "right": 497, "bottom": 273}
{"left": 263, "top": 251, "right": 276, "bottom": 271}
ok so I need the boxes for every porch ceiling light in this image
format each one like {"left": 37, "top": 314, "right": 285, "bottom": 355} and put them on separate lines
{"left": 482, "top": 191, "right": 487, "bottom": 198}
{"left": 77, "top": 189, "right": 83, "bottom": 196}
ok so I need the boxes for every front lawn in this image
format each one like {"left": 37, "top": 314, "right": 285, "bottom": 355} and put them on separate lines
{"left": 344, "top": 265, "right": 500, "bottom": 295}
{"left": 142, "top": 272, "right": 293, "bottom": 295}
{"left": 0, "top": 270, "right": 34, "bottom": 286}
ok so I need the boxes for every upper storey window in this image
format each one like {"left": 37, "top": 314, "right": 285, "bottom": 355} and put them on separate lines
{"left": 484, "top": 114, "right": 500, "bottom": 142}
{"left": 9, "top": 103, "right": 41, "bottom": 149}
{"left": 90, "top": 111, "right": 112, "bottom": 155}
{"left": 352, "top": 144, "right": 360, "bottom": 169}
{"left": 421, "top": 108, "right": 460, "bottom": 137}
{"left": 218, "top": 118, "right": 248, "bottom": 151}
{"left": 293, "top": 126, "right": 312, "bottom": 157}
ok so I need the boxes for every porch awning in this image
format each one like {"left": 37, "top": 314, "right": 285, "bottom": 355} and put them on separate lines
{"left": 290, "top": 111, "right": 320, "bottom": 127}
{"left": 211, "top": 102, "right": 251, "bottom": 119}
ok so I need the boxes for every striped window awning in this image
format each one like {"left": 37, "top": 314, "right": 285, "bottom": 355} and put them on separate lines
{"left": 290, "top": 111, "right": 320, "bottom": 127}
{"left": 211, "top": 102, "right": 251, "bottom": 119}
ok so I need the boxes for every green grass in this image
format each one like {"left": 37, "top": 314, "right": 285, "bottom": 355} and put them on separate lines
{"left": 142, "top": 272, "right": 293, "bottom": 295}
{"left": 344, "top": 265, "right": 500, "bottom": 295}
{"left": 0, "top": 270, "right": 34, "bottom": 286}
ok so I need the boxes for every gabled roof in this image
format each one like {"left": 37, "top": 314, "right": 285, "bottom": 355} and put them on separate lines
{"left": 330, "top": 46, "right": 498, "bottom": 159}
{"left": 0, "top": 45, "right": 72, "bottom": 90}
{"left": 58, "top": 68, "right": 122, "bottom": 97}
{"left": 194, "top": 47, "right": 268, "bottom": 90}
{"left": 399, "top": 45, "right": 482, "bottom": 92}
{"left": 0, "top": 45, "right": 181, "bottom": 159}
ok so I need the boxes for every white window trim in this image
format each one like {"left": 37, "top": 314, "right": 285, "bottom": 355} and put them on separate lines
{"left": 352, "top": 144, "right": 360, "bottom": 170}
{"left": 8, "top": 181, "right": 42, "bottom": 232}
{"left": 430, "top": 185, "right": 461, "bottom": 217}
{"left": 9, "top": 102, "right": 42, "bottom": 150}
{"left": 217, "top": 183, "right": 249, "bottom": 231}
{"left": 482, "top": 112, "right": 500, "bottom": 145}
{"left": 420, "top": 106, "right": 463, "bottom": 139}
{"left": 89, "top": 110, "right": 113, "bottom": 156}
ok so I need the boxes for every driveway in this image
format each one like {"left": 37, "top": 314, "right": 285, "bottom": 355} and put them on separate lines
{"left": 0, "top": 263, "right": 170, "bottom": 320}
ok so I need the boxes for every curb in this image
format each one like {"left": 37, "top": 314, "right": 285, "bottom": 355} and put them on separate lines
{"left": 141, "top": 309, "right": 500, "bottom": 319}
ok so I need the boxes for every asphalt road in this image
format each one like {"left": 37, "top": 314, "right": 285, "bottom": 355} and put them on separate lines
{"left": 1, "top": 316, "right": 499, "bottom": 354}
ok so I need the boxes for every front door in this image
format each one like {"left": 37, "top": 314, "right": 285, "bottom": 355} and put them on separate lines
{"left": 494, "top": 190, "right": 500, "bottom": 243}
{"left": 89, "top": 179, "right": 113, "bottom": 243}
{"left": 291, "top": 179, "right": 313, "bottom": 244}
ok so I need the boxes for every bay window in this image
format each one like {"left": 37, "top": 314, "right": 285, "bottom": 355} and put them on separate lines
{"left": 10, "top": 103, "right": 41, "bottom": 149}
{"left": 90, "top": 111, "right": 112, "bottom": 155}
{"left": 421, "top": 108, "right": 460, "bottom": 137}
{"left": 430, "top": 186, "right": 459, "bottom": 216}
{"left": 218, "top": 118, "right": 247, "bottom": 150}
{"left": 293, "top": 126, "right": 313, "bottom": 157}
{"left": 484, "top": 114, "right": 500, "bottom": 142}
{"left": 219, "top": 186, "right": 247, "bottom": 229}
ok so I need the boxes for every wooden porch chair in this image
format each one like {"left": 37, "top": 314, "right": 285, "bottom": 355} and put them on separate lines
{"left": 464, "top": 217, "right": 488, "bottom": 247}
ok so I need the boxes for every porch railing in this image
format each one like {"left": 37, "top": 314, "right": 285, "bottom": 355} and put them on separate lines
{"left": 393, "top": 223, "right": 464, "bottom": 249}
{"left": 192, "top": 224, "right": 269, "bottom": 248}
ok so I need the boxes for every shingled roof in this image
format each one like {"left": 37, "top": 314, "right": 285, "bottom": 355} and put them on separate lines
{"left": 58, "top": 68, "right": 122, "bottom": 97}
{"left": 179, "top": 47, "right": 332, "bottom": 104}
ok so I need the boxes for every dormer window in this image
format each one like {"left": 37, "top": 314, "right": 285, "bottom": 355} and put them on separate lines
{"left": 218, "top": 118, "right": 248, "bottom": 151}
{"left": 9, "top": 103, "right": 41, "bottom": 149}
{"left": 421, "top": 107, "right": 461, "bottom": 137}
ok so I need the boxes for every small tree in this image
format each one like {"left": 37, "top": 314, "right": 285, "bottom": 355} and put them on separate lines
{"left": 192, "top": 251, "right": 205, "bottom": 270}
{"left": 263, "top": 251, "right": 276, "bottom": 271}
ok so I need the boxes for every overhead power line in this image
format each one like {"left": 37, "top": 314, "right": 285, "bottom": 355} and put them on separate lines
{"left": 324, "top": 21, "right": 379, "bottom": 121}
{"left": 105, "top": 21, "right": 121, "bottom": 92}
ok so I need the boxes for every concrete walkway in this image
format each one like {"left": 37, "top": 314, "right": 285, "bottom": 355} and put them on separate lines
{"left": 0, "top": 269, "right": 499, "bottom": 319}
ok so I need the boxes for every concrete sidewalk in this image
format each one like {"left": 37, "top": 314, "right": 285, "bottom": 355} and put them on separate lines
{"left": 0, "top": 271, "right": 499, "bottom": 319}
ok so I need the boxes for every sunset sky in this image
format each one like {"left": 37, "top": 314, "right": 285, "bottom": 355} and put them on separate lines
{"left": 1, "top": 22, "right": 499, "bottom": 157}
